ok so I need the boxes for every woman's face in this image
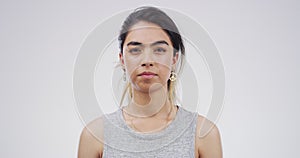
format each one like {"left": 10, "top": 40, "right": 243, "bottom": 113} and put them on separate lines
{"left": 119, "top": 21, "right": 178, "bottom": 93}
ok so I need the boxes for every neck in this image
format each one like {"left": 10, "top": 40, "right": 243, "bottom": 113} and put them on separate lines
{"left": 126, "top": 84, "right": 173, "bottom": 118}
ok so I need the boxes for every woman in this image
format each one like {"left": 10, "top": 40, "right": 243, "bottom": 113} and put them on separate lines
{"left": 78, "top": 6, "right": 222, "bottom": 158}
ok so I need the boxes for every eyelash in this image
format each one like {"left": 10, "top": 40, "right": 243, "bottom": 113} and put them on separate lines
{"left": 154, "top": 48, "right": 166, "bottom": 53}
{"left": 128, "top": 47, "right": 167, "bottom": 54}
{"left": 128, "top": 48, "right": 142, "bottom": 54}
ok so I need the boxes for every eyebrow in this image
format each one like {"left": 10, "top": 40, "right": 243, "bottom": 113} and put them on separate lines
{"left": 126, "top": 40, "right": 169, "bottom": 46}
{"left": 126, "top": 41, "right": 142, "bottom": 46}
{"left": 151, "top": 40, "right": 169, "bottom": 46}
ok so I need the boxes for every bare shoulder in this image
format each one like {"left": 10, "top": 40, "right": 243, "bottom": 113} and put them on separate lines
{"left": 195, "top": 114, "right": 223, "bottom": 158}
{"left": 78, "top": 116, "right": 105, "bottom": 158}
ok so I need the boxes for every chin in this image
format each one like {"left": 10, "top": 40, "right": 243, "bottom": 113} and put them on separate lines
{"left": 135, "top": 82, "right": 168, "bottom": 93}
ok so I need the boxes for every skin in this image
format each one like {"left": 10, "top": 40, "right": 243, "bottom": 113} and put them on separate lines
{"left": 120, "top": 21, "right": 178, "bottom": 127}
{"left": 78, "top": 21, "right": 222, "bottom": 158}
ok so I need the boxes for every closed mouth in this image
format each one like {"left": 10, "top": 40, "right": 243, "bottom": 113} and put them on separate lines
{"left": 138, "top": 72, "right": 157, "bottom": 76}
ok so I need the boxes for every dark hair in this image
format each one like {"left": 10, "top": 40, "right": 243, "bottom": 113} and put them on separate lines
{"left": 118, "top": 6, "right": 185, "bottom": 56}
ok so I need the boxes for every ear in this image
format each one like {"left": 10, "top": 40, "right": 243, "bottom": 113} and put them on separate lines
{"left": 171, "top": 52, "right": 179, "bottom": 69}
{"left": 119, "top": 52, "right": 125, "bottom": 70}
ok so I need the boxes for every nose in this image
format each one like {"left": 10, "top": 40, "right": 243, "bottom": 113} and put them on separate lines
{"left": 141, "top": 62, "right": 154, "bottom": 67}
{"left": 140, "top": 48, "right": 154, "bottom": 67}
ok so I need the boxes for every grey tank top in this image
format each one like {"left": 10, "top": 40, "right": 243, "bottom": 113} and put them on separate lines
{"left": 102, "top": 106, "right": 198, "bottom": 158}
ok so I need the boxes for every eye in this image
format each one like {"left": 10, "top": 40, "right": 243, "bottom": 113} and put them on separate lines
{"left": 128, "top": 48, "right": 142, "bottom": 54}
{"left": 154, "top": 47, "right": 166, "bottom": 54}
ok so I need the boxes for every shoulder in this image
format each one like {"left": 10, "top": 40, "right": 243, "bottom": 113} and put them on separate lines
{"left": 195, "top": 114, "right": 223, "bottom": 158}
{"left": 78, "top": 116, "right": 105, "bottom": 158}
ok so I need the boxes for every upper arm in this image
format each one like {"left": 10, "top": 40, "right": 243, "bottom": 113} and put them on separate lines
{"left": 78, "top": 117, "right": 104, "bottom": 158}
{"left": 195, "top": 115, "right": 223, "bottom": 158}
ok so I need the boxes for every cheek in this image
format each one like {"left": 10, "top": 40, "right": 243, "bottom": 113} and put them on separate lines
{"left": 155, "top": 55, "right": 173, "bottom": 70}
{"left": 123, "top": 56, "right": 140, "bottom": 80}
{"left": 158, "top": 65, "right": 171, "bottom": 80}
{"left": 156, "top": 58, "right": 173, "bottom": 80}
{"left": 123, "top": 54, "right": 173, "bottom": 79}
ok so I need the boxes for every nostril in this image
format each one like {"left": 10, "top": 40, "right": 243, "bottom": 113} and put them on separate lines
{"left": 141, "top": 62, "right": 154, "bottom": 67}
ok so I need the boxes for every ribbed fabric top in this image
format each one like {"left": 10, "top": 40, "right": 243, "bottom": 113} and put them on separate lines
{"left": 102, "top": 106, "right": 198, "bottom": 158}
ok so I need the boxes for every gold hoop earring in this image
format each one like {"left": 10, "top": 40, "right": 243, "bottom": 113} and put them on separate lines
{"left": 169, "top": 71, "right": 177, "bottom": 82}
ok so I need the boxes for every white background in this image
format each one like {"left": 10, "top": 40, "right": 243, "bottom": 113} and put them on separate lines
{"left": 0, "top": 0, "right": 299, "bottom": 157}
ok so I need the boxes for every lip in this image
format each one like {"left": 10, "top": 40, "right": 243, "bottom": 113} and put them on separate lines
{"left": 138, "top": 71, "right": 157, "bottom": 79}
{"left": 138, "top": 71, "right": 157, "bottom": 76}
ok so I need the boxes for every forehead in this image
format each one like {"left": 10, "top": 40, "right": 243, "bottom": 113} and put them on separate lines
{"left": 124, "top": 21, "right": 172, "bottom": 45}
